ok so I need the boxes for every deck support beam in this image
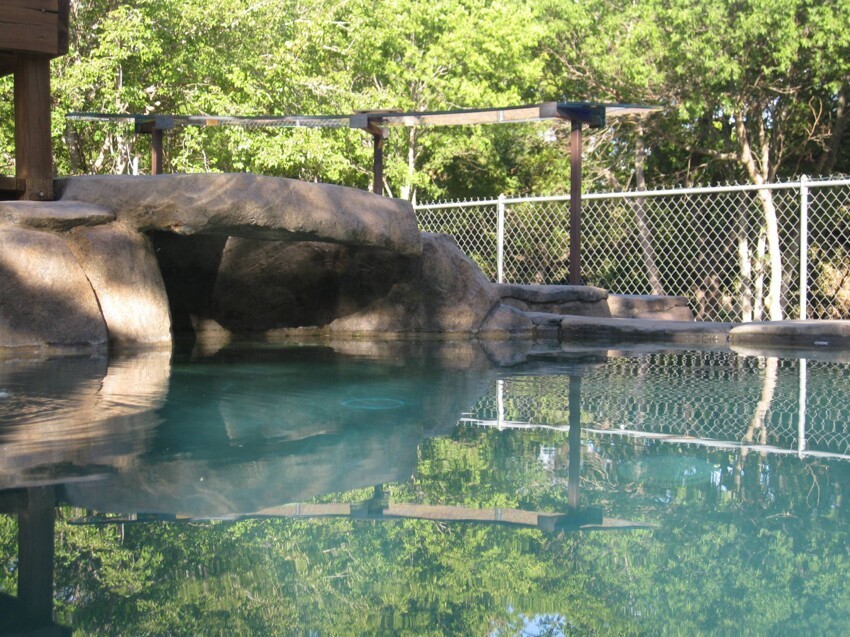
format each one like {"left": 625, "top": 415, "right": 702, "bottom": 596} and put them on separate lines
{"left": 14, "top": 55, "right": 54, "bottom": 200}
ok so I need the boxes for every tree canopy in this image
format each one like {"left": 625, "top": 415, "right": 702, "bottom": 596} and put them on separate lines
{"left": 2, "top": 0, "right": 848, "bottom": 201}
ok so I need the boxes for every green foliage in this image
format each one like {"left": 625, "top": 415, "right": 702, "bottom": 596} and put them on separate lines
{"left": 3, "top": 0, "right": 847, "bottom": 196}
{"left": 28, "top": 430, "right": 850, "bottom": 635}
{"left": 0, "top": 514, "right": 17, "bottom": 596}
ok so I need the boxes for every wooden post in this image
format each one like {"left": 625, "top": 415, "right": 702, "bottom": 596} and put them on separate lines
{"left": 136, "top": 117, "right": 173, "bottom": 174}
{"left": 151, "top": 127, "right": 164, "bottom": 175}
{"left": 569, "top": 119, "right": 582, "bottom": 285}
{"left": 350, "top": 113, "right": 390, "bottom": 196}
{"left": 372, "top": 130, "right": 384, "bottom": 195}
{"left": 18, "top": 487, "right": 56, "bottom": 626}
{"left": 568, "top": 375, "right": 582, "bottom": 510}
{"left": 14, "top": 55, "right": 54, "bottom": 200}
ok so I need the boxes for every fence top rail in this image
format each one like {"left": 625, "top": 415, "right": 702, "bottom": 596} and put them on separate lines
{"left": 414, "top": 176, "right": 850, "bottom": 210}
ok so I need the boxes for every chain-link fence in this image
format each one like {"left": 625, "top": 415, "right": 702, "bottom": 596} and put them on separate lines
{"left": 416, "top": 177, "right": 850, "bottom": 322}
{"left": 460, "top": 351, "right": 850, "bottom": 460}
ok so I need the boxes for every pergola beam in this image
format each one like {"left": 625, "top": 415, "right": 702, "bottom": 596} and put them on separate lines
{"left": 67, "top": 101, "right": 660, "bottom": 279}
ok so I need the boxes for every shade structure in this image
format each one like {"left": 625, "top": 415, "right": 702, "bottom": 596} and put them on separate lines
{"left": 67, "top": 102, "right": 661, "bottom": 282}
{"left": 68, "top": 102, "right": 659, "bottom": 133}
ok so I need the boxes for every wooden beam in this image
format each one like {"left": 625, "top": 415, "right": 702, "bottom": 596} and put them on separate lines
{"left": 15, "top": 54, "right": 54, "bottom": 200}
{"left": 0, "top": 0, "right": 59, "bottom": 9}
{"left": 0, "top": 52, "right": 15, "bottom": 78}
{"left": 0, "top": 175, "right": 26, "bottom": 194}
{"left": 0, "top": 1, "right": 62, "bottom": 56}
{"left": 0, "top": 1, "right": 69, "bottom": 57}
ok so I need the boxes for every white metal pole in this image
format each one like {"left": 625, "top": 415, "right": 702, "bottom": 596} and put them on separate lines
{"left": 799, "top": 359, "right": 808, "bottom": 457}
{"left": 497, "top": 193, "right": 506, "bottom": 284}
{"left": 799, "top": 175, "right": 810, "bottom": 320}
{"left": 497, "top": 379, "right": 505, "bottom": 430}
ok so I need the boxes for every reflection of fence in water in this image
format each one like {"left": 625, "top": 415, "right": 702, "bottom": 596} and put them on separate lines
{"left": 462, "top": 353, "right": 850, "bottom": 459}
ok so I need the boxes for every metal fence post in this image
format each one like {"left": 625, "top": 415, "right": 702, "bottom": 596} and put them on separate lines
{"left": 414, "top": 177, "right": 850, "bottom": 321}
{"left": 799, "top": 175, "right": 810, "bottom": 320}
{"left": 497, "top": 193, "right": 506, "bottom": 284}
{"left": 798, "top": 358, "right": 807, "bottom": 457}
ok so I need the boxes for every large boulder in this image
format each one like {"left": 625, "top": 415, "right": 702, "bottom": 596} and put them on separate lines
{"left": 57, "top": 173, "right": 422, "bottom": 256}
{"left": 730, "top": 320, "right": 850, "bottom": 350}
{"left": 607, "top": 293, "right": 694, "bottom": 320}
{"left": 0, "top": 226, "right": 107, "bottom": 349}
{"left": 201, "top": 233, "right": 501, "bottom": 335}
{"left": 0, "top": 200, "right": 114, "bottom": 231}
{"left": 209, "top": 238, "right": 403, "bottom": 331}
{"left": 66, "top": 224, "right": 172, "bottom": 344}
{"left": 328, "top": 233, "right": 499, "bottom": 333}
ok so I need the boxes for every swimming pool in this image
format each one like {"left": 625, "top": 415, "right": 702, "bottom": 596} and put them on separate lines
{"left": 2, "top": 340, "right": 849, "bottom": 634}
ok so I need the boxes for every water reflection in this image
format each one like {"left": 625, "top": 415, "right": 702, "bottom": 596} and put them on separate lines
{"left": 0, "top": 351, "right": 169, "bottom": 489}
{"left": 0, "top": 487, "right": 66, "bottom": 635}
{"left": 1, "top": 342, "right": 850, "bottom": 634}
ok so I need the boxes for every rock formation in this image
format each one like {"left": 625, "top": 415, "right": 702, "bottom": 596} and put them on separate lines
{"left": 0, "top": 173, "right": 695, "bottom": 352}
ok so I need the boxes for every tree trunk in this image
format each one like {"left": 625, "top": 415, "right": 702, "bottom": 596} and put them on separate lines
{"left": 744, "top": 356, "right": 778, "bottom": 445}
{"left": 754, "top": 229, "right": 766, "bottom": 322}
{"left": 737, "top": 206, "right": 754, "bottom": 322}
{"left": 817, "top": 87, "right": 849, "bottom": 175}
{"left": 759, "top": 189, "right": 783, "bottom": 320}
{"left": 632, "top": 126, "right": 666, "bottom": 295}
{"left": 400, "top": 127, "right": 417, "bottom": 202}
{"left": 736, "top": 114, "right": 784, "bottom": 320}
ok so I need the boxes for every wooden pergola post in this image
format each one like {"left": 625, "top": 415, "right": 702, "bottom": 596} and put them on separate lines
{"left": 14, "top": 55, "right": 54, "bottom": 200}
{"left": 371, "top": 127, "right": 385, "bottom": 195}
{"left": 351, "top": 111, "right": 395, "bottom": 196}
{"left": 554, "top": 103, "right": 607, "bottom": 286}
{"left": 135, "top": 117, "right": 175, "bottom": 175}
{"left": 1, "top": 0, "right": 70, "bottom": 201}
{"left": 17, "top": 487, "right": 56, "bottom": 626}
{"left": 569, "top": 119, "right": 583, "bottom": 285}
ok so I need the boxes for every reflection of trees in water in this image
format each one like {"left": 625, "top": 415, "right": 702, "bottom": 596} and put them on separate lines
{"left": 2, "top": 349, "right": 850, "bottom": 634}
{"left": 2, "top": 422, "right": 847, "bottom": 635}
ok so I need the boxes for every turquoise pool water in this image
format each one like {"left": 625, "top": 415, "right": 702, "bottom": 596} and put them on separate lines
{"left": 1, "top": 341, "right": 850, "bottom": 635}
